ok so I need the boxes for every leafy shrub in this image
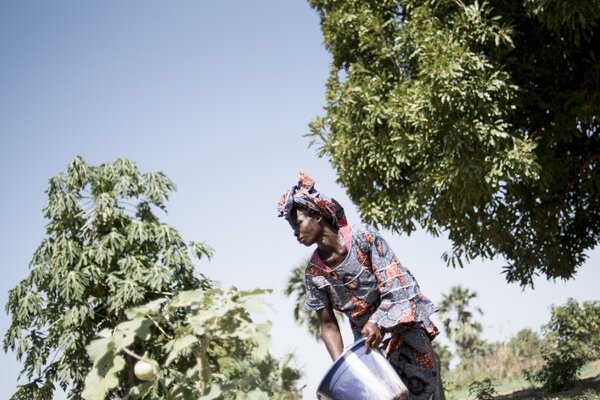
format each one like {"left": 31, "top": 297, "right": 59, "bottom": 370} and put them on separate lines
{"left": 468, "top": 378, "right": 496, "bottom": 400}
{"left": 580, "top": 389, "right": 600, "bottom": 400}
{"left": 442, "top": 376, "right": 459, "bottom": 400}
{"left": 534, "top": 298, "right": 600, "bottom": 391}
{"left": 82, "top": 287, "right": 302, "bottom": 399}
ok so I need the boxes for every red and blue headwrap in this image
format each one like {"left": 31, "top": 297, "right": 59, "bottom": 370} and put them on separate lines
{"left": 277, "top": 172, "right": 348, "bottom": 230}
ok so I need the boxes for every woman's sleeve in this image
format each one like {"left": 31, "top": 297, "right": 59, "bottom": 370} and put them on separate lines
{"left": 304, "top": 272, "right": 331, "bottom": 311}
{"left": 361, "top": 225, "right": 437, "bottom": 332}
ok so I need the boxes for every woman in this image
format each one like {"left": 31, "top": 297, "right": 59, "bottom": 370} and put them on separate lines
{"left": 278, "top": 173, "right": 441, "bottom": 400}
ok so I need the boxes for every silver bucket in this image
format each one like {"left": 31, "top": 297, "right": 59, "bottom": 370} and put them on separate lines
{"left": 316, "top": 338, "right": 409, "bottom": 400}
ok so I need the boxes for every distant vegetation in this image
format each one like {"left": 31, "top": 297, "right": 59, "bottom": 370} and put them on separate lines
{"left": 286, "top": 268, "right": 600, "bottom": 399}
{"left": 436, "top": 287, "right": 600, "bottom": 399}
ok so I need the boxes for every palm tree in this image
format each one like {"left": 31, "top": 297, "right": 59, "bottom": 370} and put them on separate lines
{"left": 438, "top": 286, "right": 483, "bottom": 356}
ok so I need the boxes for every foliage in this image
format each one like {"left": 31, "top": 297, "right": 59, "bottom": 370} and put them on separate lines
{"left": 469, "top": 378, "right": 496, "bottom": 400}
{"left": 442, "top": 376, "right": 460, "bottom": 400}
{"left": 3, "top": 157, "right": 301, "bottom": 399}
{"left": 579, "top": 390, "right": 600, "bottom": 400}
{"left": 3, "top": 156, "right": 212, "bottom": 399}
{"left": 452, "top": 335, "right": 544, "bottom": 388}
{"left": 438, "top": 286, "right": 483, "bottom": 357}
{"left": 508, "top": 328, "right": 542, "bottom": 362}
{"left": 454, "top": 329, "right": 543, "bottom": 385}
{"left": 581, "top": 390, "right": 600, "bottom": 400}
{"left": 533, "top": 298, "right": 600, "bottom": 391}
{"left": 437, "top": 289, "right": 544, "bottom": 388}
{"left": 307, "top": 0, "right": 600, "bottom": 286}
{"left": 284, "top": 259, "right": 344, "bottom": 341}
{"left": 81, "top": 287, "right": 301, "bottom": 399}
{"left": 433, "top": 341, "right": 453, "bottom": 376}
{"left": 505, "top": 329, "right": 544, "bottom": 377}
{"left": 442, "top": 322, "right": 599, "bottom": 398}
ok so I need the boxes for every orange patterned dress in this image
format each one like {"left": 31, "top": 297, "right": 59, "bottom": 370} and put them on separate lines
{"left": 305, "top": 224, "right": 441, "bottom": 399}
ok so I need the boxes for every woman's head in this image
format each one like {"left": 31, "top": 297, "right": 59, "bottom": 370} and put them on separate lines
{"left": 277, "top": 172, "right": 347, "bottom": 231}
{"left": 287, "top": 206, "right": 328, "bottom": 246}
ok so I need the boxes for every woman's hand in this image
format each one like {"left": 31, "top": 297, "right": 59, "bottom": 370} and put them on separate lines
{"left": 361, "top": 321, "right": 382, "bottom": 350}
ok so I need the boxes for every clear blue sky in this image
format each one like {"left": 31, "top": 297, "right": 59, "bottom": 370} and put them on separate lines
{"left": 1, "top": 1, "right": 598, "bottom": 398}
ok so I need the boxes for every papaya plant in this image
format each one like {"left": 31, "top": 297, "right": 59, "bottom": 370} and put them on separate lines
{"left": 3, "top": 156, "right": 301, "bottom": 399}
{"left": 82, "top": 287, "right": 301, "bottom": 399}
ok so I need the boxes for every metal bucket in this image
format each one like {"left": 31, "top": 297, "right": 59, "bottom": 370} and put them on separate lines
{"left": 316, "top": 338, "right": 409, "bottom": 400}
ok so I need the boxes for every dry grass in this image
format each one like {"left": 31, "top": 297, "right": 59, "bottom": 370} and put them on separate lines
{"left": 448, "top": 360, "right": 600, "bottom": 400}
{"left": 494, "top": 376, "right": 600, "bottom": 400}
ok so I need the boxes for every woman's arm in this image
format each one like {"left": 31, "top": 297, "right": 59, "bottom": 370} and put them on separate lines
{"left": 317, "top": 305, "right": 343, "bottom": 361}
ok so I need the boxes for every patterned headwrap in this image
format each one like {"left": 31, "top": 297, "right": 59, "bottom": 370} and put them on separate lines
{"left": 277, "top": 172, "right": 348, "bottom": 230}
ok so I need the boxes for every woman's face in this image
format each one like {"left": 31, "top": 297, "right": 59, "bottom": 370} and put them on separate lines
{"left": 288, "top": 208, "right": 323, "bottom": 247}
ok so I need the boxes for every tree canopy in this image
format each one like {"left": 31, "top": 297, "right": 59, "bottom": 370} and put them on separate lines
{"left": 3, "top": 157, "right": 300, "bottom": 399}
{"left": 307, "top": 0, "right": 600, "bottom": 286}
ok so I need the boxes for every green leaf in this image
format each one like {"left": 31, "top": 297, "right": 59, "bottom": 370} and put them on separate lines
{"left": 4, "top": 156, "right": 301, "bottom": 399}
{"left": 252, "top": 322, "right": 271, "bottom": 359}
{"left": 238, "top": 388, "right": 269, "bottom": 400}
{"left": 122, "top": 381, "right": 155, "bottom": 400}
{"left": 113, "top": 318, "right": 152, "bottom": 350}
{"left": 169, "top": 290, "right": 206, "bottom": 308}
{"left": 306, "top": 0, "right": 599, "bottom": 286}
{"left": 198, "top": 384, "right": 222, "bottom": 400}
{"left": 86, "top": 330, "right": 114, "bottom": 363}
{"left": 239, "top": 291, "right": 269, "bottom": 314}
{"left": 81, "top": 354, "right": 126, "bottom": 400}
{"left": 165, "top": 334, "right": 199, "bottom": 366}
{"left": 125, "top": 298, "right": 168, "bottom": 319}
{"left": 189, "top": 241, "right": 214, "bottom": 260}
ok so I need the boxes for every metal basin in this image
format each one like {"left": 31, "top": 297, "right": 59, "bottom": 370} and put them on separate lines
{"left": 316, "top": 338, "right": 408, "bottom": 400}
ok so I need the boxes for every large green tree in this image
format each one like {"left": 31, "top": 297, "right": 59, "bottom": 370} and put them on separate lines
{"left": 307, "top": 0, "right": 600, "bottom": 285}
{"left": 3, "top": 157, "right": 300, "bottom": 399}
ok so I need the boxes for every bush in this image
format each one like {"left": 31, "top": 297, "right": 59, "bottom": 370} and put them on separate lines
{"left": 468, "top": 378, "right": 496, "bottom": 400}
{"left": 534, "top": 298, "right": 600, "bottom": 391}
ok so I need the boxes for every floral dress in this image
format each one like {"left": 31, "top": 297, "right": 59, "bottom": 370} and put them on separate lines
{"left": 305, "top": 224, "right": 441, "bottom": 400}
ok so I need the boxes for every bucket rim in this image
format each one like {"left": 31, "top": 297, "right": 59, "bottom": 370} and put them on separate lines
{"left": 316, "top": 338, "right": 385, "bottom": 394}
